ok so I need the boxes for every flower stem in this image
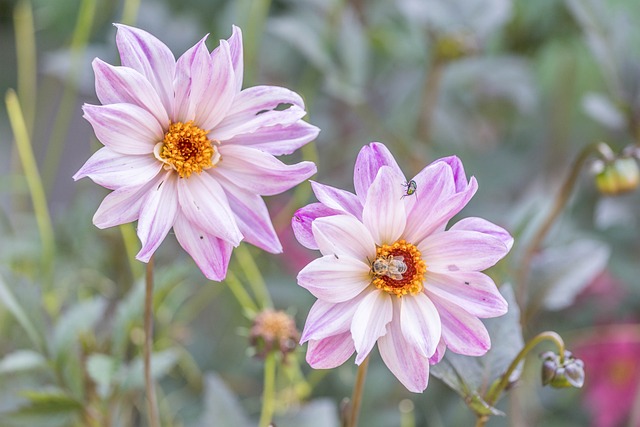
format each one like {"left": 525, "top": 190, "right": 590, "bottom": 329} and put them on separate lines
{"left": 348, "top": 356, "right": 370, "bottom": 427}
{"left": 417, "top": 56, "right": 445, "bottom": 145}
{"left": 13, "top": 0, "right": 37, "bottom": 135}
{"left": 144, "top": 256, "right": 160, "bottom": 427}
{"left": 484, "top": 331, "right": 566, "bottom": 409}
{"left": 258, "top": 352, "right": 277, "bottom": 427}
{"left": 236, "top": 245, "right": 272, "bottom": 309}
{"left": 225, "top": 270, "right": 259, "bottom": 315}
{"left": 120, "top": 0, "right": 141, "bottom": 25}
{"left": 516, "top": 142, "right": 600, "bottom": 316}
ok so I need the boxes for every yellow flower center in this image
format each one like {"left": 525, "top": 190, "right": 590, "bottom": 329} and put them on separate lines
{"left": 371, "top": 240, "right": 427, "bottom": 297}
{"left": 154, "top": 121, "right": 220, "bottom": 178}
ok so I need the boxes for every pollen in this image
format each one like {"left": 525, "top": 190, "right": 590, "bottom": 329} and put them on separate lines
{"left": 371, "top": 240, "right": 427, "bottom": 297}
{"left": 155, "top": 121, "right": 220, "bottom": 178}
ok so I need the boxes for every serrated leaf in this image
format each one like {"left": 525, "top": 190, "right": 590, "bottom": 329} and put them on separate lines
{"left": 0, "top": 350, "right": 47, "bottom": 374}
{"left": 86, "top": 354, "right": 119, "bottom": 399}
{"left": 117, "top": 349, "right": 180, "bottom": 391}
{"left": 431, "top": 285, "right": 523, "bottom": 414}
{"left": 191, "top": 372, "right": 251, "bottom": 427}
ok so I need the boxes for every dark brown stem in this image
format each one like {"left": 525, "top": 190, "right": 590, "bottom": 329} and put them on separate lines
{"left": 145, "top": 256, "right": 160, "bottom": 427}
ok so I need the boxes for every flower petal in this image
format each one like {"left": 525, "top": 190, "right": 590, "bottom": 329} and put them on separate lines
{"left": 173, "top": 213, "right": 233, "bottom": 281}
{"left": 354, "top": 142, "right": 404, "bottom": 204}
{"left": 351, "top": 289, "right": 392, "bottom": 364}
{"left": 378, "top": 310, "right": 430, "bottom": 393}
{"left": 173, "top": 36, "right": 210, "bottom": 122}
{"left": 92, "top": 179, "right": 157, "bottom": 229}
{"left": 400, "top": 293, "right": 441, "bottom": 358}
{"left": 115, "top": 24, "right": 175, "bottom": 114}
{"left": 83, "top": 103, "right": 163, "bottom": 155}
{"left": 428, "top": 339, "right": 447, "bottom": 365}
{"left": 226, "top": 121, "right": 319, "bottom": 156}
{"left": 226, "top": 25, "right": 244, "bottom": 93}
{"left": 196, "top": 40, "right": 236, "bottom": 131}
{"left": 362, "top": 166, "right": 406, "bottom": 245}
{"left": 213, "top": 145, "right": 316, "bottom": 196}
{"left": 291, "top": 203, "right": 344, "bottom": 250}
{"left": 73, "top": 147, "right": 162, "bottom": 190}
{"left": 434, "top": 156, "right": 468, "bottom": 193}
{"left": 297, "top": 255, "right": 371, "bottom": 303}
{"left": 450, "top": 217, "right": 514, "bottom": 251}
{"left": 306, "top": 332, "right": 355, "bottom": 369}
{"left": 301, "top": 297, "right": 363, "bottom": 342}
{"left": 424, "top": 271, "right": 508, "bottom": 318}
{"left": 312, "top": 215, "right": 376, "bottom": 260}
{"left": 215, "top": 176, "right": 281, "bottom": 253}
{"left": 430, "top": 294, "right": 491, "bottom": 356}
{"left": 176, "top": 172, "right": 242, "bottom": 246}
{"left": 419, "top": 230, "right": 508, "bottom": 273}
{"left": 311, "top": 181, "right": 362, "bottom": 219}
{"left": 92, "top": 59, "right": 169, "bottom": 125}
{"left": 212, "top": 104, "right": 307, "bottom": 142}
{"left": 136, "top": 172, "right": 179, "bottom": 262}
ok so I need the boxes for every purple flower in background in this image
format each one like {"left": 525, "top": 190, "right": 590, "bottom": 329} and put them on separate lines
{"left": 292, "top": 142, "right": 512, "bottom": 392}
{"left": 74, "top": 24, "right": 318, "bottom": 280}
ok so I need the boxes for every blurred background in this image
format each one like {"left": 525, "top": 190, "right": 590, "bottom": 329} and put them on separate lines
{"left": 1, "top": 0, "right": 639, "bottom": 426}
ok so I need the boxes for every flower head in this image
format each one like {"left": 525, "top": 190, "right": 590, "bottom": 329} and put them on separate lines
{"left": 250, "top": 309, "right": 300, "bottom": 360}
{"left": 74, "top": 24, "right": 318, "bottom": 280}
{"left": 292, "top": 143, "right": 512, "bottom": 392}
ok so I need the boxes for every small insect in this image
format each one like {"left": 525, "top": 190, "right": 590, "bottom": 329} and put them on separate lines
{"left": 402, "top": 180, "right": 417, "bottom": 198}
{"left": 372, "top": 255, "right": 408, "bottom": 281}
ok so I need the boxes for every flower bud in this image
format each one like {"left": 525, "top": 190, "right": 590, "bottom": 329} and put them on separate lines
{"left": 249, "top": 309, "right": 299, "bottom": 360}
{"left": 540, "top": 350, "right": 585, "bottom": 389}
{"left": 594, "top": 157, "right": 640, "bottom": 195}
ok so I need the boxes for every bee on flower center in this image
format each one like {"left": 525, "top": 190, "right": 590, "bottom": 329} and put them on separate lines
{"left": 402, "top": 180, "right": 417, "bottom": 198}
{"left": 372, "top": 255, "right": 408, "bottom": 281}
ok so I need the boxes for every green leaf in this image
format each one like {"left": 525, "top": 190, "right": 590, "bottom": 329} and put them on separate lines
{"left": 0, "top": 350, "right": 47, "bottom": 375}
{"left": 431, "top": 285, "right": 523, "bottom": 414}
{"left": 51, "top": 297, "right": 106, "bottom": 358}
{"left": 0, "top": 387, "right": 82, "bottom": 427}
{"left": 117, "top": 348, "right": 180, "bottom": 391}
{"left": 86, "top": 354, "right": 119, "bottom": 399}
{"left": 0, "top": 273, "right": 45, "bottom": 353}
{"left": 191, "top": 372, "right": 251, "bottom": 427}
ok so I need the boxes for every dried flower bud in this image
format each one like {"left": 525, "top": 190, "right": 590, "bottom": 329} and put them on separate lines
{"left": 249, "top": 309, "right": 299, "bottom": 360}
{"left": 540, "top": 350, "right": 585, "bottom": 389}
{"left": 434, "top": 33, "right": 477, "bottom": 62}
{"left": 594, "top": 157, "right": 640, "bottom": 195}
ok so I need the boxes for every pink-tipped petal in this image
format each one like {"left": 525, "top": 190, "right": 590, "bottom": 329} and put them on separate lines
{"left": 92, "top": 179, "right": 157, "bottom": 229}
{"left": 450, "top": 217, "right": 514, "bottom": 251}
{"left": 83, "top": 103, "right": 163, "bottom": 155}
{"left": 92, "top": 59, "right": 169, "bottom": 125}
{"left": 311, "top": 181, "right": 362, "bottom": 219}
{"left": 419, "top": 230, "right": 509, "bottom": 273}
{"left": 312, "top": 215, "right": 376, "bottom": 260}
{"left": 176, "top": 172, "right": 242, "bottom": 246}
{"left": 424, "top": 271, "right": 508, "bottom": 318}
{"left": 212, "top": 104, "right": 307, "bottom": 142}
{"left": 301, "top": 297, "right": 363, "bottom": 342}
{"left": 297, "top": 255, "right": 371, "bottom": 303}
{"left": 115, "top": 24, "right": 175, "bottom": 114}
{"left": 306, "top": 332, "right": 355, "bottom": 369}
{"left": 226, "top": 121, "right": 319, "bottom": 156}
{"left": 351, "top": 289, "right": 392, "bottom": 364}
{"left": 362, "top": 166, "right": 406, "bottom": 245}
{"left": 173, "top": 214, "right": 233, "bottom": 281}
{"left": 434, "top": 156, "right": 469, "bottom": 193}
{"left": 197, "top": 40, "right": 236, "bottom": 131}
{"left": 354, "top": 142, "right": 405, "bottom": 204}
{"left": 73, "top": 147, "right": 161, "bottom": 190}
{"left": 378, "top": 313, "right": 430, "bottom": 393}
{"left": 291, "top": 203, "right": 344, "bottom": 250}
{"left": 213, "top": 145, "right": 316, "bottom": 196}
{"left": 399, "top": 293, "right": 441, "bottom": 358}
{"left": 430, "top": 294, "right": 491, "bottom": 356}
{"left": 136, "top": 172, "right": 179, "bottom": 262}
{"left": 173, "top": 36, "right": 211, "bottom": 122}
{"left": 215, "top": 175, "right": 281, "bottom": 253}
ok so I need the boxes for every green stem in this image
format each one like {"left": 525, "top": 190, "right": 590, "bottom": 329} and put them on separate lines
{"left": 5, "top": 90, "right": 55, "bottom": 286}
{"left": 225, "top": 270, "right": 259, "bottom": 315}
{"left": 258, "top": 352, "right": 277, "bottom": 427}
{"left": 348, "top": 356, "right": 370, "bottom": 427}
{"left": 516, "top": 142, "right": 601, "bottom": 317}
{"left": 42, "top": 0, "right": 97, "bottom": 191}
{"left": 417, "top": 55, "right": 445, "bottom": 145}
{"left": 13, "top": 0, "right": 37, "bottom": 135}
{"left": 236, "top": 245, "right": 272, "bottom": 309}
{"left": 144, "top": 256, "right": 160, "bottom": 427}
{"left": 119, "top": 223, "right": 143, "bottom": 279}
{"left": 120, "top": 0, "right": 141, "bottom": 25}
{"left": 484, "top": 331, "right": 566, "bottom": 409}
{"left": 241, "top": 0, "right": 272, "bottom": 87}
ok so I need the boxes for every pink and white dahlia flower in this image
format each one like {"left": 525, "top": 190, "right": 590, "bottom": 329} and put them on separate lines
{"left": 292, "top": 143, "right": 512, "bottom": 392}
{"left": 74, "top": 24, "right": 318, "bottom": 280}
